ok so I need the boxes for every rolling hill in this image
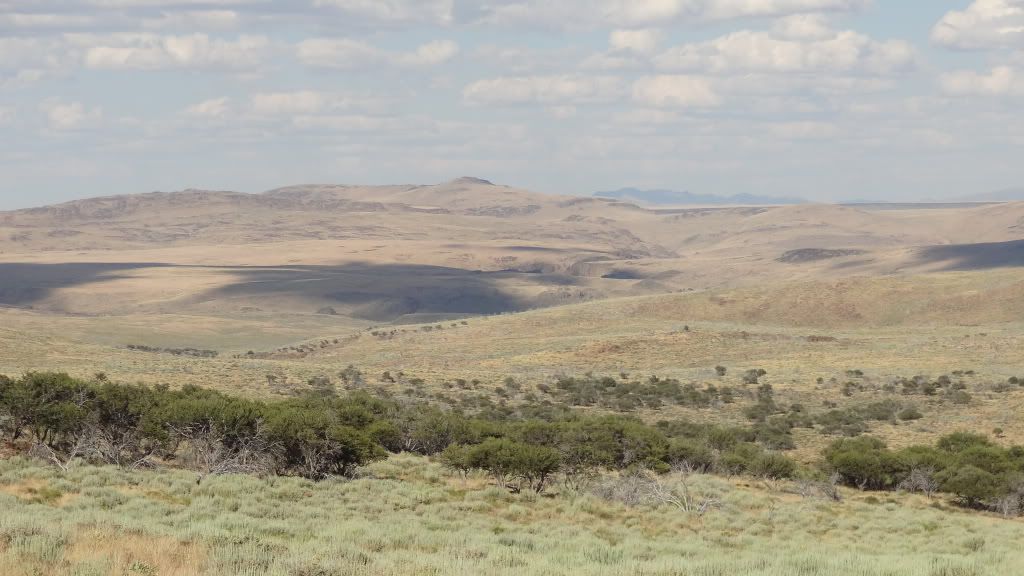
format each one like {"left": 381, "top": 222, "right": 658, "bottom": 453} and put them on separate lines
{"left": 2, "top": 178, "right": 1024, "bottom": 328}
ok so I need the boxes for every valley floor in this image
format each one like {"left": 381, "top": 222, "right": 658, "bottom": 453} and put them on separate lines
{"left": 4, "top": 268, "right": 1024, "bottom": 575}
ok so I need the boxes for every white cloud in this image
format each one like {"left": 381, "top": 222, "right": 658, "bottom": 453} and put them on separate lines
{"left": 0, "top": 69, "right": 48, "bottom": 89}
{"left": 78, "top": 33, "right": 270, "bottom": 70}
{"left": 40, "top": 100, "right": 102, "bottom": 130}
{"left": 396, "top": 40, "right": 459, "bottom": 66}
{"left": 250, "top": 91, "right": 351, "bottom": 115}
{"left": 0, "top": 12, "right": 98, "bottom": 29}
{"left": 655, "top": 27, "right": 914, "bottom": 75}
{"left": 292, "top": 114, "right": 401, "bottom": 132}
{"left": 632, "top": 75, "right": 720, "bottom": 107}
{"left": 610, "top": 29, "right": 664, "bottom": 55}
{"left": 0, "top": 37, "right": 65, "bottom": 69}
{"left": 767, "top": 120, "right": 838, "bottom": 139}
{"left": 714, "top": 73, "right": 892, "bottom": 98}
{"left": 912, "top": 128, "right": 956, "bottom": 149}
{"left": 77, "top": 0, "right": 258, "bottom": 6}
{"left": 463, "top": 75, "right": 625, "bottom": 104}
{"left": 941, "top": 65, "right": 1024, "bottom": 96}
{"left": 183, "top": 97, "right": 231, "bottom": 118}
{"left": 295, "top": 38, "right": 376, "bottom": 68}
{"left": 546, "top": 105, "right": 577, "bottom": 119}
{"left": 771, "top": 13, "right": 834, "bottom": 40}
{"left": 296, "top": 38, "right": 458, "bottom": 68}
{"left": 604, "top": 0, "right": 688, "bottom": 26}
{"left": 1, "top": 0, "right": 1019, "bottom": 205}
{"left": 141, "top": 10, "right": 240, "bottom": 30}
{"left": 312, "top": 0, "right": 454, "bottom": 24}
{"left": 475, "top": 0, "right": 867, "bottom": 27}
{"left": 613, "top": 107, "right": 683, "bottom": 125}
{"left": 251, "top": 92, "right": 323, "bottom": 115}
{"left": 580, "top": 53, "right": 643, "bottom": 71}
{"left": 932, "top": 0, "right": 1024, "bottom": 50}
{"left": 696, "top": 0, "right": 869, "bottom": 20}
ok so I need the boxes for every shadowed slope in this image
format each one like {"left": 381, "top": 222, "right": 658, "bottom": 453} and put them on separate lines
{"left": 916, "top": 240, "right": 1024, "bottom": 271}
{"left": 0, "top": 262, "right": 170, "bottom": 307}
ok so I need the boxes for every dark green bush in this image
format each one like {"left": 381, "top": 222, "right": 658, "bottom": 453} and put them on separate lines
{"left": 937, "top": 465, "right": 1002, "bottom": 508}
{"left": 550, "top": 374, "right": 725, "bottom": 411}
{"left": 666, "top": 439, "right": 714, "bottom": 472}
{"left": 815, "top": 410, "right": 869, "bottom": 437}
{"left": 947, "top": 390, "right": 972, "bottom": 405}
{"left": 937, "top": 432, "right": 992, "bottom": 454}
{"left": 823, "top": 437, "right": 904, "bottom": 490}
{"left": 748, "top": 452, "right": 797, "bottom": 479}
{"left": 897, "top": 406, "right": 923, "bottom": 421}
{"left": 466, "top": 438, "right": 561, "bottom": 493}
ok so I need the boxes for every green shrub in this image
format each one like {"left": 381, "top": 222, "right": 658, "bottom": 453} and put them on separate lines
{"left": 858, "top": 400, "right": 900, "bottom": 421}
{"left": 752, "top": 417, "right": 796, "bottom": 450}
{"left": 718, "top": 443, "right": 764, "bottom": 476}
{"left": 742, "top": 369, "right": 766, "bottom": 385}
{"left": 815, "top": 410, "right": 868, "bottom": 437}
{"left": 937, "top": 465, "right": 1002, "bottom": 507}
{"left": 467, "top": 438, "right": 561, "bottom": 493}
{"left": 947, "top": 390, "right": 972, "bottom": 405}
{"left": 823, "top": 437, "right": 903, "bottom": 490}
{"left": 896, "top": 445, "right": 948, "bottom": 471}
{"left": 666, "top": 439, "right": 714, "bottom": 472}
{"left": 748, "top": 452, "right": 797, "bottom": 479}
{"left": 897, "top": 407, "right": 923, "bottom": 421}
{"left": 937, "top": 432, "right": 992, "bottom": 454}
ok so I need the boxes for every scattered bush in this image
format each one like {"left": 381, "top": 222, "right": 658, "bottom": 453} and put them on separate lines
{"left": 464, "top": 438, "right": 561, "bottom": 493}
{"left": 0, "top": 372, "right": 798, "bottom": 489}
{"left": 742, "top": 369, "right": 767, "bottom": 385}
{"left": 550, "top": 374, "right": 731, "bottom": 411}
{"left": 748, "top": 452, "right": 797, "bottom": 480}
{"left": 897, "top": 407, "right": 924, "bottom": 421}
{"left": 126, "top": 344, "right": 218, "bottom": 358}
{"left": 823, "top": 432, "right": 1024, "bottom": 514}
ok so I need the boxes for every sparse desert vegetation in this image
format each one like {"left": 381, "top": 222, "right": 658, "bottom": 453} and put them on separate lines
{"left": 5, "top": 368, "right": 1024, "bottom": 575}
{"left": 3, "top": 452, "right": 1024, "bottom": 576}
{"left": 4, "top": 182, "right": 1024, "bottom": 574}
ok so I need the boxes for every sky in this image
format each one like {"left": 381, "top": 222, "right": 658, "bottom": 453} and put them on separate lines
{"left": 1, "top": 1, "right": 1023, "bottom": 209}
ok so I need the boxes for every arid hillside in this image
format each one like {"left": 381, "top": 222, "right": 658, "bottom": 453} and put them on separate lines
{"left": 1, "top": 178, "right": 1024, "bottom": 325}
{"left": 4, "top": 182, "right": 1024, "bottom": 475}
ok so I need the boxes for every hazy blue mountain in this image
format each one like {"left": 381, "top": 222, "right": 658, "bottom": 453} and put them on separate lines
{"left": 951, "top": 188, "right": 1024, "bottom": 202}
{"left": 595, "top": 188, "right": 807, "bottom": 206}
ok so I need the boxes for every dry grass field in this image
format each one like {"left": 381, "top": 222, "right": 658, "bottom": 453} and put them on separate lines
{"left": 2, "top": 454, "right": 1023, "bottom": 576}
{"left": 4, "top": 181, "right": 1024, "bottom": 574}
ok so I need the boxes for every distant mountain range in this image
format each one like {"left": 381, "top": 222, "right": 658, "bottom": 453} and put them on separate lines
{"left": 951, "top": 188, "right": 1024, "bottom": 202}
{"left": 595, "top": 188, "right": 807, "bottom": 206}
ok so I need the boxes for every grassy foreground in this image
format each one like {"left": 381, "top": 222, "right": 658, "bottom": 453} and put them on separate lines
{"left": 1, "top": 454, "right": 1021, "bottom": 576}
